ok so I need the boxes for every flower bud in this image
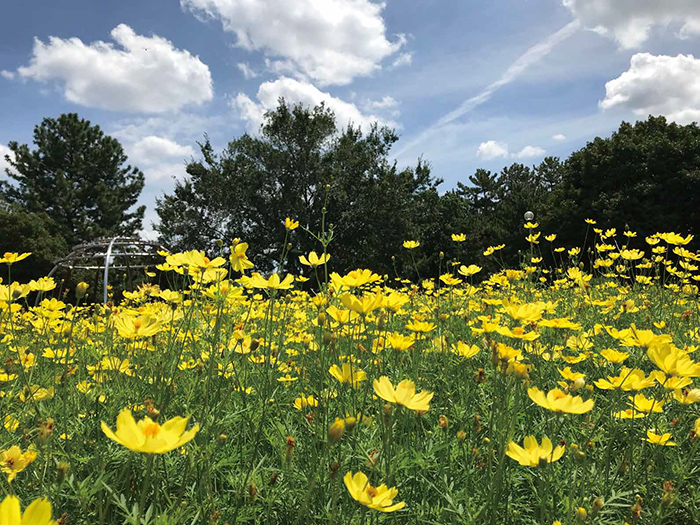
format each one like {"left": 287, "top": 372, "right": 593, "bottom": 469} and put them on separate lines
{"left": 576, "top": 507, "right": 587, "bottom": 521}
{"left": 75, "top": 282, "right": 89, "bottom": 299}
{"left": 329, "top": 418, "right": 345, "bottom": 442}
{"left": 56, "top": 460, "right": 70, "bottom": 483}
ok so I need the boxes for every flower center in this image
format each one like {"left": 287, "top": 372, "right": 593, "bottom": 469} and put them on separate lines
{"left": 144, "top": 422, "right": 161, "bottom": 438}
{"left": 365, "top": 486, "right": 378, "bottom": 498}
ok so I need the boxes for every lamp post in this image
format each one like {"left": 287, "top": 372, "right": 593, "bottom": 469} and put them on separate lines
{"left": 524, "top": 211, "right": 535, "bottom": 222}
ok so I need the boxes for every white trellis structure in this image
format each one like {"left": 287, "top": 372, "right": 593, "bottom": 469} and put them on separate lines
{"left": 47, "top": 236, "right": 168, "bottom": 303}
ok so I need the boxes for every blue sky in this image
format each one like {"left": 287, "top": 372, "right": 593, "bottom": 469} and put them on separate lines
{"left": 1, "top": 0, "right": 700, "bottom": 236}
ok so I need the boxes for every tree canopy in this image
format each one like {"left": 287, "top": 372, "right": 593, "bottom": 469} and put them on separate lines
{"left": 0, "top": 113, "right": 145, "bottom": 248}
{"left": 156, "top": 100, "right": 441, "bottom": 275}
{"left": 0, "top": 113, "right": 146, "bottom": 280}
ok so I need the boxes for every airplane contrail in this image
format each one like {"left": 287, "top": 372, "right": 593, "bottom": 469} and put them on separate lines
{"left": 396, "top": 20, "right": 581, "bottom": 157}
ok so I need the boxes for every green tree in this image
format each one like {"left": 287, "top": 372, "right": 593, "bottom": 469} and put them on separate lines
{"left": 0, "top": 113, "right": 146, "bottom": 248}
{"left": 551, "top": 116, "right": 700, "bottom": 246}
{"left": 0, "top": 198, "right": 68, "bottom": 282}
{"left": 156, "top": 100, "right": 441, "bottom": 276}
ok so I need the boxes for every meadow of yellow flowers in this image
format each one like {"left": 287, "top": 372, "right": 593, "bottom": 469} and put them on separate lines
{"left": 0, "top": 220, "right": 699, "bottom": 524}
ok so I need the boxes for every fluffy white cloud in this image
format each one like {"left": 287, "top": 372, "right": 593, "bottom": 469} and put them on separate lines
{"left": 181, "top": 0, "right": 404, "bottom": 85}
{"left": 127, "top": 136, "right": 195, "bottom": 168}
{"left": 1, "top": 70, "right": 15, "bottom": 80}
{"left": 0, "top": 144, "right": 15, "bottom": 178}
{"left": 476, "top": 141, "right": 509, "bottom": 160}
{"left": 232, "top": 77, "right": 398, "bottom": 133}
{"left": 563, "top": 0, "right": 700, "bottom": 48}
{"left": 600, "top": 53, "right": 700, "bottom": 124}
{"left": 475, "top": 141, "right": 546, "bottom": 161}
{"left": 552, "top": 133, "right": 567, "bottom": 141}
{"left": 514, "top": 145, "right": 546, "bottom": 158}
{"left": 15, "top": 24, "right": 213, "bottom": 113}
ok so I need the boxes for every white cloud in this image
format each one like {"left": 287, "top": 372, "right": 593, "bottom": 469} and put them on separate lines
{"left": 600, "top": 53, "right": 700, "bottom": 124}
{"left": 391, "top": 52, "right": 413, "bottom": 68}
{"left": 237, "top": 62, "right": 259, "bottom": 79}
{"left": 475, "top": 141, "right": 546, "bottom": 161}
{"left": 476, "top": 141, "right": 509, "bottom": 160}
{"left": 361, "top": 95, "right": 400, "bottom": 118}
{"left": 0, "top": 144, "right": 15, "bottom": 179}
{"left": 181, "top": 0, "right": 404, "bottom": 86}
{"left": 232, "top": 77, "right": 398, "bottom": 133}
{"left": 0, "top": 70, "right": 15, "bottom": 80}
{"left": 552, "top": 133, "right": 567, "bottom": 141}
{"left": 514, "top": 145, "right": 546, "bottom": 158}
{"left": 563, "top": 0, "right": 700, "bottom": 48}
{"left": 15, "top": 24, "right": 213, "bottom": 113}
{"left": 127, "top": 136, "right": 195, "bottom": 167}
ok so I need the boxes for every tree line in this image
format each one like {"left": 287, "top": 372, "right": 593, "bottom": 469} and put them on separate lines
{"left": 2, "top": 105, "right": 700, "bottom": 284}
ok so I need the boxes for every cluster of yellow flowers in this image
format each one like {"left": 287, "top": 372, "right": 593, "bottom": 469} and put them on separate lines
{"left": 0, "top": 221, "right": 699, "bottom": 522}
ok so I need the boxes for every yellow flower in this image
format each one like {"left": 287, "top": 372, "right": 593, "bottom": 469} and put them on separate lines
{"left": 647, "top": 343, "right": 700, "bottom": 377}
{"left": 3, "top": 416, "right": 19, "bottom": 432}
{"left": 527, "top": 387, "right": 594, "bottom": 414}
{"left": 0, "top": 446, "right": 37, "bottom": 482}
{"left": 0, "top": 495, "right": 56, "bottom": 525}
{"left": 330, "top": 269, "right": 382, "bottom": 289}
{"left": 403, "top": 240, "right": 420, "bottom": 249}
{"left": 599, "top": 348, "right": 629, "bottom": 364}
{"left": 451, "top": 233, "right": 466, "bottom": 242}
{"left": 593, "top": 368, "right": 655, "bottom": 391}
{"left": 373, "top": 377, "right": 434, "bottom": 412}
{"left": 457, "top": 264, "right": 482, "bottom": 277}
{"left": 672, "top": 388, "right": 700, "bottom": 404}
{"left": 525, "top": 232, "right": 541, "bottom": 244}
{"left": 627, "top": 393, "right": 663, "bottom": 414}
{"left": 113, "top": 313, "right": 165, "bottom": 339}
{"left": 343, "top": 471, "right": 405, "bottom": 513}
{"left": 439, "top": 273, "right": 462, "bottom": 286}
{"left": 293, "top": 394, "right": 318, "bottom": 411}
{"left": 643, "top": 430, "right": 676, "bottom": 446}
{"left": 285, "top": 218, "right": 299, "bottom": 230}
{"left": 299, "top": 251, "right": 330, "bottom": 267}
{"left": 385, "top": 333, "right": 414, "bottom": 351}
{"left": 339, "top": 293, "right": 383, "bottom": 315}
{"left": 406, "top": 320, "right": 436, "bottom": 333}
{"left": 451, "top": 341, "right": 480, "bottom": 359}
{"left": 101, "top": 409, "right": 199, "bottom": 454}
{"left": 503, "top": 302, "right": 545, "bottom": 323}
{"left": 18, "top": 385, "right": 54, "bottom": 402}
{"left": 0, "top": 253, "right": 31, "bottom": 265}
{"left": 657, "top": 232, "right": 693, "bottom": 246}
{"left": 239, "top": 272, "right": 294, "bottom": 290}
{"left": 545, "top": 234, "right": 557, "bottom": 242}
{"left": 329, "top": 418, "right": 345, "bottom": 442}
{"left": 558, "top": 367, "right": 584, "bottom": 382}
{"left": 620, "top": 249, "right": 644, "bottom": 261}
{"left": 229, "top": 242, "right": 254, "bottom": 273}
{"left": 506, "top": 436, "right": 564, "bottom": 467}
{"left": 329, "top": 364, "right": 367, "bottom": 388}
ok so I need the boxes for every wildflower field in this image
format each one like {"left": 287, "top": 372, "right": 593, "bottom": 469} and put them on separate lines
{"left": 1, "top": 221, "right": 700, "bottom": 525}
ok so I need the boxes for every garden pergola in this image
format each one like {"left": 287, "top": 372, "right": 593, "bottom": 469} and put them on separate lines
{"left": 47, "top": 236, "right": 167, "bottom": 303}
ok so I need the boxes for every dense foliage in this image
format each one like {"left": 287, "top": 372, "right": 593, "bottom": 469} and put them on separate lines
{"left": 158, "top": 108, "right": 700, "bottom": 279}
{"left": 156, "top": 101, "right": 439, "bottom": 276}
